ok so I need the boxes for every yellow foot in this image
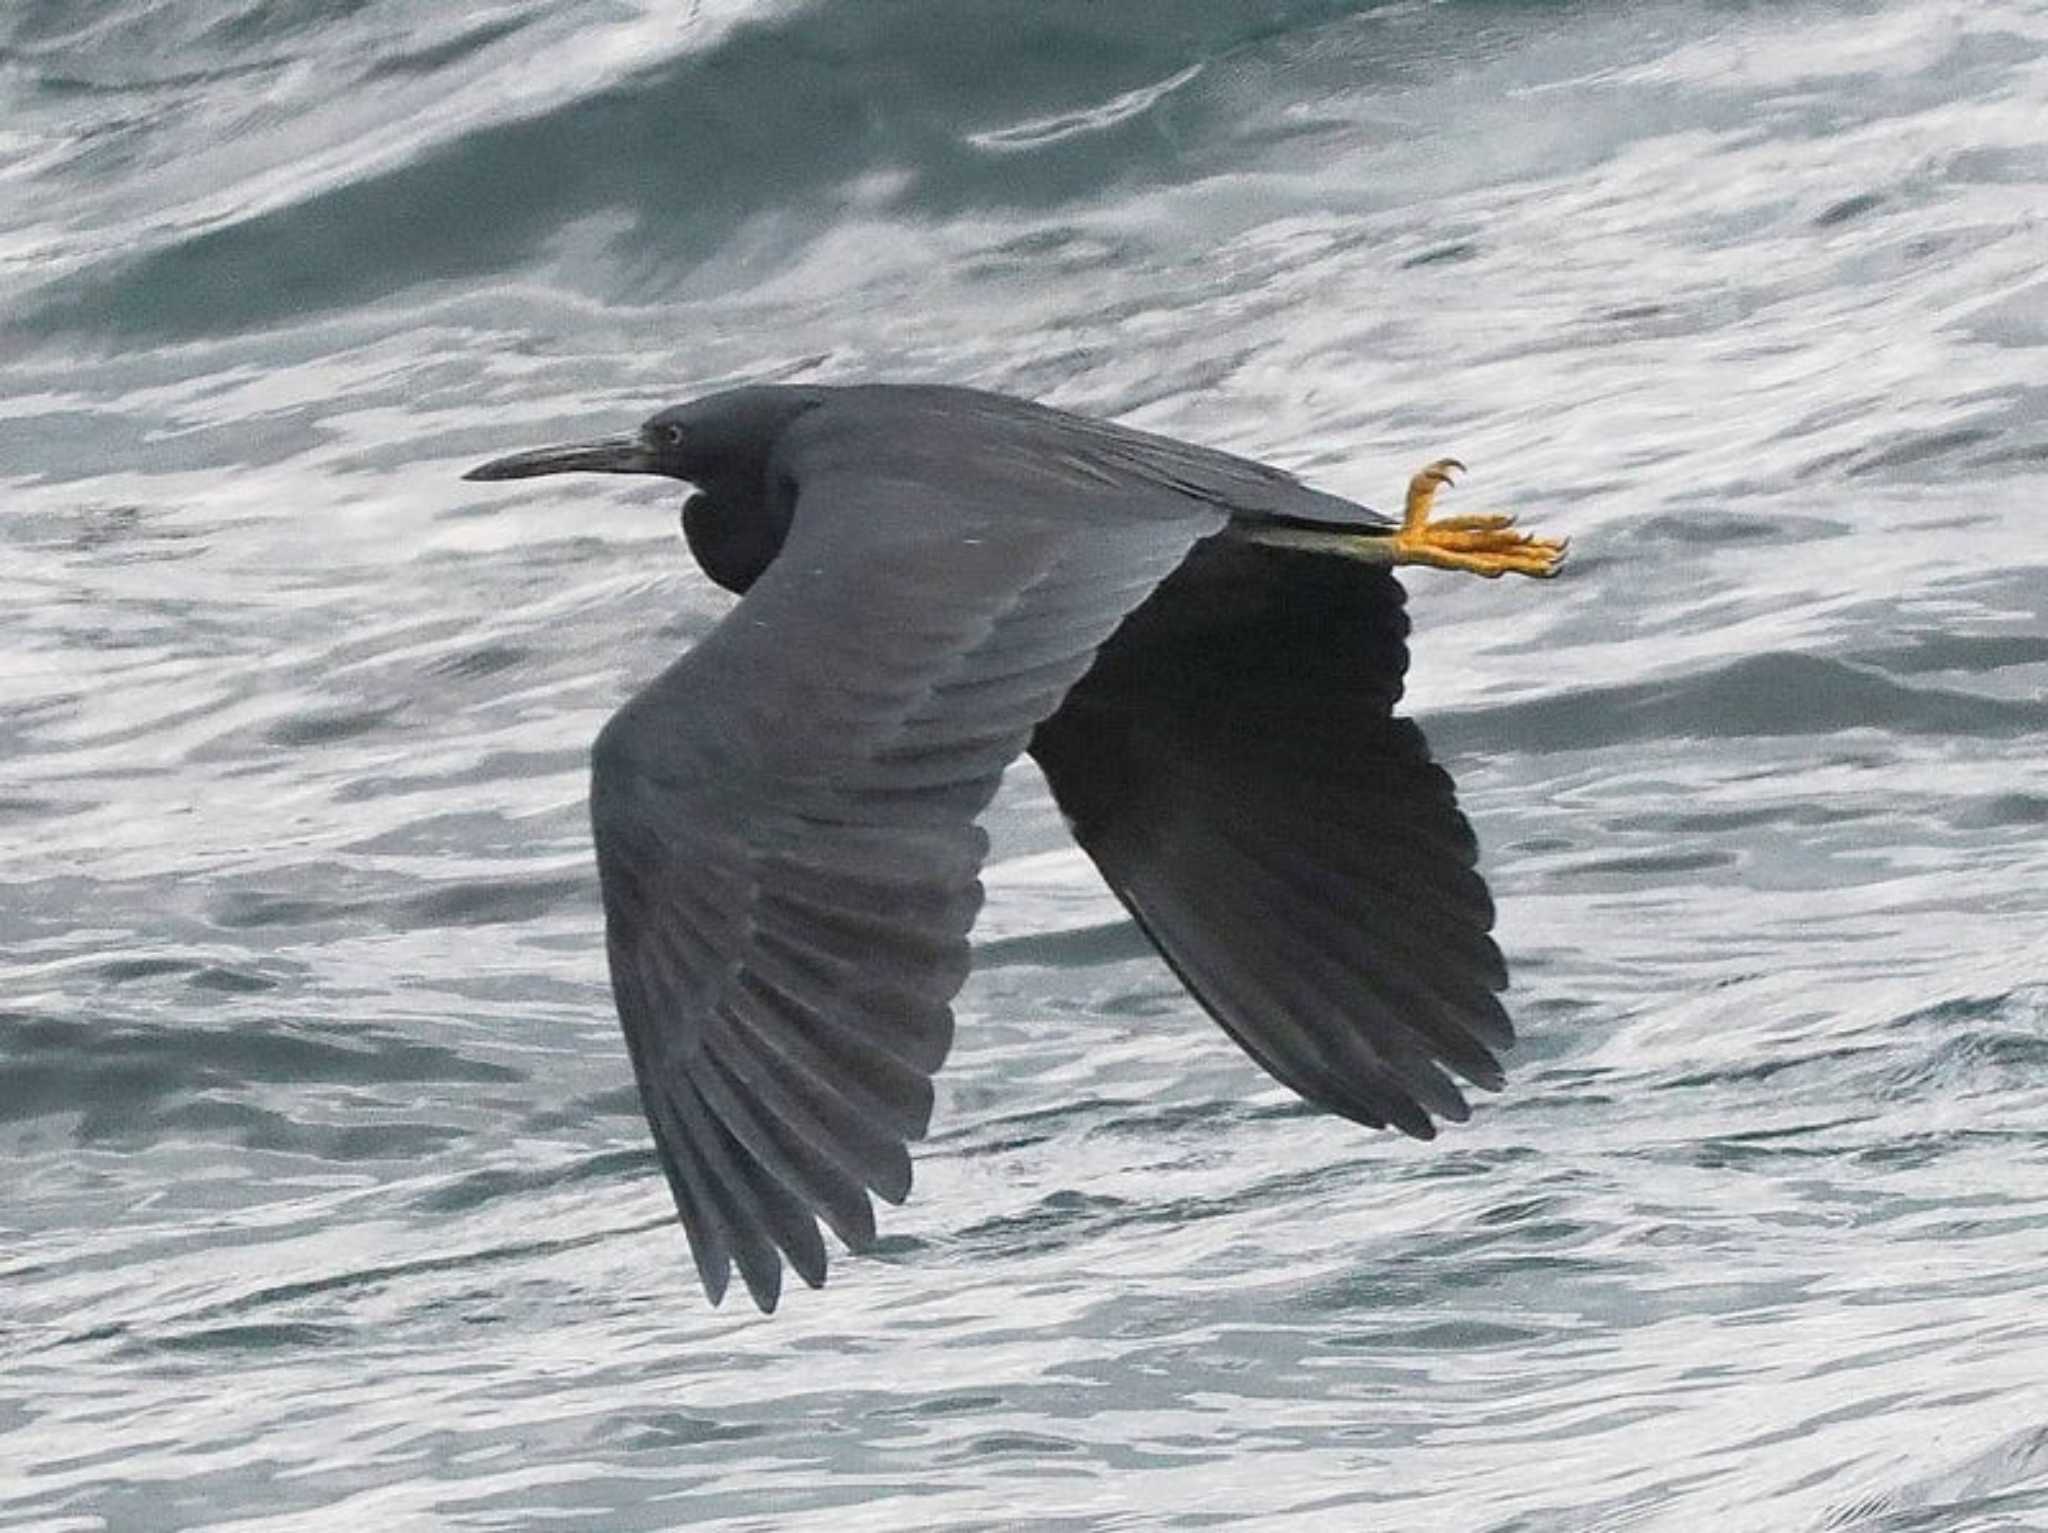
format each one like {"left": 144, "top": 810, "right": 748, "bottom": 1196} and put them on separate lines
{"left": 1393, "top": 458, "right": 1566, "bottom": 579}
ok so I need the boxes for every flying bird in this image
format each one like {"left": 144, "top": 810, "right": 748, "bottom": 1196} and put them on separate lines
{"left": 463, "top": 383, "right": 1565, "bottom": 1312}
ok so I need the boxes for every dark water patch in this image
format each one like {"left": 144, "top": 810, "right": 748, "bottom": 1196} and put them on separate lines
{"left": 321, "top": 1121, "right": 466, "bottom": 1160}
{"left": 0, "top": 410, "right": 129, "bottom": 485}
{"left": 1684, "top": 1133, "right": 1864, "bottom": 1174}
{"left": 951, "top": 1431, "right": 1083, "bottom": 1460}
{"left": 1618, "top": 509, "right": 1849, "bottom": 546}
{"left": 426, "top": 643, "right": 531, "bottom": 679}
{"left": 1909, "top": 1210, "right": 2048, "bottom": 1243}
{"left": 1322, "top": 1318, "right": 1543, "bottom": 1351}
{"left": 1410, "top": 1216, "right": 1595, "bottom": 1268}
{"left": 95, "top": 956, "right": 201, "bottom": 983}
{"left": 0, "top": 794, "right": 79, "bottom": 819}
{"left": 864, "top": 1232, "right": 932, "bottom": 1262}
{"left": 0, "top": 1012, "right": 519, "bottom": 1133}
{"left": 1875, "top": 1014, "right": 2048, "bottom": 1100}
{"left": 1976, "top": 436, "right": 2048, "bottom": 465}
{"left": 29, "top": 1085, "right": 462, "bottom": 1159}
{"left": 1730, "top": 1391, "right": 1918, "bottom": 1456}
{"left": 264, "top": 704, "right": 397, "bottom": 747}
{"left": 947, "top": 1151, "right": 1477, "bottom": 1277}
{"left": 976, "top": 918, "right": 1153, "bottom": 969}
{"left": 1425, "top": 651, "right": 2048, "bottom": 756}
{"left": 145, "top": 1097, "right": 303, "bottom": 1148}
{"left": 595, "top": 1411, "right": 772, "bottom": 1451}
{"left": 1825, "top": 1488, "right": 2048, "bottom": 1533}
{"left": 415, "top": 1147, "right": 652, "bottom": 1215}
{"left": 0, "top": 33, "right": 276, "bottom": 92}
{"left": 1814, "top": 191, "right": 1887, "bottom": 227}
{"left": 333, "top": 746, "right": 587, "bottom": 802}
{"left": 1663, "top": 1040, "right": 1881, "bottom": 1098}
{"left": 1847, "top": 1133, "right": 2000, "bottom": 1172}
{"left": 1605, "top": 802, "right": 1870, "bottom": 835}
{"left": 187, "top": 964, "right": 277, "bottom": 994}
{"left": 522, "top": 1083, "right": 643, "bottom": 1132}
{"left": 387, "top": 875, "right": 585, "bottom": 931}
{"left": 1401, "top": 241, "right": 1479, "bottom": 268}
{"left": 1965, "top": 280, "right": 2048, "bottom": 351}
{"left": 1389, "top": 1144, "right": 1542, "bottom": 1183}
{"left": 1849, "top": 629, "right": 2048, "bottom": 676}
{"left": 1823, "top": 1424, "right": 2048, "bottom": 1531}
{"left": 1295, "top": 1244, "right": 1608, "bottom": 1315}
{"left": 872, "top": 1391, "right": 1007, "bottom": 1421}
{"left": 413, "top": 531, "right": 620, "bottom": 573}
{"left": 1088, "top": 1098, "right": 1252, "bottom": 1140}
{"left": 1951, "top": 792, "right": 2048, "bottom": 828}
{"left": 1552, "top": 847, "right": 1737, "bottom": 879}
{"left": 143, "top": 1321, "right": 348, "bottom": 1354}
{"left": 930, "top": 1094, "right": 1133, "bottom": 1152}
{"left": 1474, "top": 1194, "right": 1575, "bottom": 1229}
{"left": 955, "top": 1190, "right": 1133, "bottom": 1258}
{"left": 1236, "top": 1152, "right": 1408, "bottom": 1209}
{"left": 946, "top": 1124, "right": 1064, "bottom": 1158}
{"left": 5, "top": 499, "right": 141, "bottom": 551}
{"left": 202, "top": 0, "right": 378, "bottom": 47}
{"left": 361, "top": 14, "right": 530, "bottom": 79}
{"left": 1493, "top": 1087, "right": 1618, "bottom": 1121}
{"left": 1886, "top": 991, "right": 2038, "bottom": 1032}
{"left": 1945, "top": 145, "right": 2048, "bottom": 185}
{"left": 1808, "top": 426, "right": 2001, "bottom": 481}
{"left": 1095, "top": 985, "right": 1191, "bottom": 1020}
{"left": 14, "top": 1426, "right": 177, "bottom": 1481}
{"left": 150, "top": 1217, "right": 678, "bottom": 1334}
{"left": 1246, "top": 1096, "right": 1326, "bottom": 1122}
{"left": 210, "top": 890, "right": 370, "bottom": 928}
{"left": 962, "top": 224, "right": 1141, "bottom": 280}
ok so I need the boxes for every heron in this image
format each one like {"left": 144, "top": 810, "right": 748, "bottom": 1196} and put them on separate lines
{"left": 463, "top": 383, "right": 1566, "bottom": 1312}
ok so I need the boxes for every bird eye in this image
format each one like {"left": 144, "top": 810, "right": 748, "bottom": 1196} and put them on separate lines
{"left": 664, "top": 424, "right": 685, "bottom": 446}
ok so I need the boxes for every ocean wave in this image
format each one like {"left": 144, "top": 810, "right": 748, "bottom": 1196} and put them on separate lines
{"left": 13, "top": 0, "right": 1399, "bottom": 341}
{"left": 0, "top": 1011, "right": 519, "bottom": 1143}
{"left": 1426, "top": 651, "right": 2048, "bottom": 756}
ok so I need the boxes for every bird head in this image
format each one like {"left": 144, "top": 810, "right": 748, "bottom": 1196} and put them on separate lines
{"left": 462, "top": 387, "right": 824, "bottom": 595}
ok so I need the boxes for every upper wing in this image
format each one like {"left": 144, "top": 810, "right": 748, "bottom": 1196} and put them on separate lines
{"left": 1030, "top": 537, "right": 1512, "bottom": 1139}
{"left": 838, "top": 383, "right": 1397, "bottom": 532}
{"left": 592, "top": 466, "right": 1222, "bottom": 1311}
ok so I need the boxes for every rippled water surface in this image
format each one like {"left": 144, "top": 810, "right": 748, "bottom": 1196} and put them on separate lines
{"left": 6, "top": 1, "right": 2048, "bottom": 1528}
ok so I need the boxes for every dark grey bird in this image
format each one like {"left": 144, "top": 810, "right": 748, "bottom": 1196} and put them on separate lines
{"left": 463, "top": 383, "right": 1565, "bottom": 1313}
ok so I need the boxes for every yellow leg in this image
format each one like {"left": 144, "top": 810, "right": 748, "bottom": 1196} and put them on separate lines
{"left": 1393, "top": 458, "right": 1565, "bottom": 579}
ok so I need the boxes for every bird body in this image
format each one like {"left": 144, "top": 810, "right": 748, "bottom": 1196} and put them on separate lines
{"left": 464, "top": 383, "right": 1565, "bottom": 1311}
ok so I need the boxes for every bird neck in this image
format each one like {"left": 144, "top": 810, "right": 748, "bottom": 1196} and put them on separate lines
{"left": 682, "top": 489, "right": 785, "bottom": 595}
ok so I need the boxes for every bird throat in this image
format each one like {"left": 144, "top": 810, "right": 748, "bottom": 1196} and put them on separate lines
{"left": 681, "top": 490, "right": 784, "bottom": 595}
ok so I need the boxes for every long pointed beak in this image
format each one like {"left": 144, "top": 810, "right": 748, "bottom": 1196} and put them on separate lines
{"left": 462, "top": 434, "right": 657, "bottom": 481}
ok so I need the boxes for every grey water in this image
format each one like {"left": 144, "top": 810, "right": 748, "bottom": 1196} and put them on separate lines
{"left": 5, "top": 1, "right": 2048, "bottom": 1528}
